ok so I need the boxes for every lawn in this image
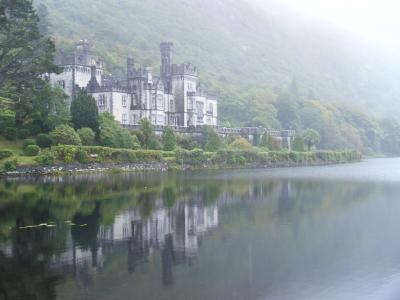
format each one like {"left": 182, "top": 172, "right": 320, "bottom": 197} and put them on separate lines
{"left": 0, "top": 137, "right": 38, "bottom": 166}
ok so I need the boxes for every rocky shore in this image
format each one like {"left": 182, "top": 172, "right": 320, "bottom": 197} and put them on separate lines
{"left": 0, "top": 159, "right": 358, "bottom": 178}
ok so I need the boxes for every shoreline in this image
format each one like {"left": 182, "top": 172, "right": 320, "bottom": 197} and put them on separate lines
{"left": 0, "top": 159, "right": 361, "bottom": 178}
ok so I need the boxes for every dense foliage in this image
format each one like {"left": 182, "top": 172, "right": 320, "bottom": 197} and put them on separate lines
{"left": 1, "top": 0, "right": 400, "bottom": 158}
{"left": 99, "top": 113, "right": 140, "bottom": 149}
{"left": 162, "top": 126, "right": 176, "bottom": 151}
{"left": 77, "top": 127, "right": 95, "bottom": 146}
{"left": 71, "top": 89, "right": 99, "bottom": 132}
{"left": 50, "top": 124, "right": 81, "bottom": 145}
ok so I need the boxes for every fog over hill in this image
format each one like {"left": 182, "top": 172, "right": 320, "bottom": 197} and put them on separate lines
{"left": 38, "top": 0, "right": 400, "bottom": 119}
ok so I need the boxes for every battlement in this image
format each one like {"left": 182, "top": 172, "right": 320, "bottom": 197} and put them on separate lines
{"left": 172, "top": 62, "right": 198, "bottom": 77}
{"left": 75, "top": 39, "right": 92, "bottom": 53}
{"left": 160, "top": 42, "right": 173, "bottom": 53}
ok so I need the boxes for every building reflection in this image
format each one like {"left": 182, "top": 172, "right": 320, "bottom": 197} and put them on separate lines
{"left": 48, "top": 201, "right": 218, "bottom": 287}
{"left": 0, "top": 176, "right": 282, "bottom": 298}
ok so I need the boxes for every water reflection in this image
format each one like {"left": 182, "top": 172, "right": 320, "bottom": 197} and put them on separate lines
{"left": 0, "top": 165, "right": 399, "bottom": 300}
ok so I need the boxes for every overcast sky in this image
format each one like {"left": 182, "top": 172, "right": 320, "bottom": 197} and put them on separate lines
{"left": 252, "top": 0, "right": 400, "bottom": 50}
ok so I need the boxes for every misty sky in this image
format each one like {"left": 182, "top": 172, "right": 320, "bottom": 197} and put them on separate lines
{"left": 253, "top": 0, "right": 400, "bottom": 49}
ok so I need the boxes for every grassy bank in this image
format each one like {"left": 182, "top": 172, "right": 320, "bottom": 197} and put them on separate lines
{"left": 0, "top": 144, "right": 362, "bottom": 175}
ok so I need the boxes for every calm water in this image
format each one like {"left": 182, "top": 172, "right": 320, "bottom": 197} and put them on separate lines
{"left": 1, "top": 158, "right": 400, "bottom": 300}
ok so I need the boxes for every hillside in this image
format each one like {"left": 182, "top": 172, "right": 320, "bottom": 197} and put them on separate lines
{"left": 38, "top": 0, "right": 400, "bottom": 119}
{"left": 28, "top": 0, "right": 400, "bottom": 154}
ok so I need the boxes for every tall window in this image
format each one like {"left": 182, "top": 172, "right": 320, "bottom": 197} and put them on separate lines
{"left": 122, "top": 113, "right": 127, "bottom": 124}
{"left": 122, "top": 95, "right": 127, "bottom": 108}
{"left": 170, "top": 99, "right": 174, "bottom": 111}
{"left": 208, "top": 103, "right": 213, "bottom": 114}
{"left": 98, "top": 95, "right": 106, "bottom": 107}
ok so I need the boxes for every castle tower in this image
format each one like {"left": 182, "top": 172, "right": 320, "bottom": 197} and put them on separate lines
{"left": 160, "top": 42, "right": 173, "bottom": 93}
{"left": 127, "top": 56, "right": 135, "bottom": 78}
{"left": 127, "top": 56, "right": 135, "bottom": 90}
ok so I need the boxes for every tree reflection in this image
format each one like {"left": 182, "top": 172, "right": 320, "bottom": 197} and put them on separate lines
{"left": 0, "top": 172, "right": 383, "bottom": 299}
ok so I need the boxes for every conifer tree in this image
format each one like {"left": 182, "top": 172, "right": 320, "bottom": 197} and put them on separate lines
{"left": 163, "top": 126, "right": 176, "bottom": 151}
{"left": 70, "top": 89, "right": 99, "bottom": 132}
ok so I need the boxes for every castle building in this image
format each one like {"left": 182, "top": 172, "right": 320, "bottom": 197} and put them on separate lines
{"left": 50, "top": 40, "right": 218, "bottom": 127}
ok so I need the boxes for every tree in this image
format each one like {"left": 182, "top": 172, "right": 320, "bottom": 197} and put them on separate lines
{"left": 380, "top": 118, "right": 400, "bottom": 155}
{"left": 99, "top": 113, "right": 140, "bottom": 149}
{"left": 37, "top": 3, "right": 50, "bottom": 35}
{"left": 138, "top": 118, "right": 155, "bottom": 149}
{"left": 50, "top": 124, "right": 81, "bottom": 145}
{"left": 261, "top": 134, "right": 282, "bottom": 151}
{"left": 31, "top": 84, "right": 69, "bottom": 132}
{"left": 289, "top": 76, "right": 299, "bottom": 96}
{"left": 203, "top": 126, "right": 222, "bottom": 152}
{"left": 176, "top": 134, "right": 198, "bottom": 150}
{"left": 0, "top": 0, "right": 59, "bottom": 97}
{"left": 71, "top": 89, "right": 99, "bottom": 132}
{"left": 77, "top": 128, "right": 95, "bottom": 146}
{"left": 230, "top": 137, "right": 252, "bottom": 150}
{"left": 162, "top": 126, "right": 176, "bottom": 151}
{"left": 292, "top": 136, "right": 305, "bottom": 152}
{"left": 302, "top": 128, "right": 320, "bottom": 151}
{"left": 275, "top": 91, "right": 300, "bottom": 130}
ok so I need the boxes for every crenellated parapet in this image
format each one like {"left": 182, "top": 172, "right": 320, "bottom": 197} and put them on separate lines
{"left": 172, "top": 62, "right": 198, "bottom": 77}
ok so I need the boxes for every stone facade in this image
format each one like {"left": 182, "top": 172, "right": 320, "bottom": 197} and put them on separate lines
{"left": 50, "top": 40, "right": 218, "bottom": 127}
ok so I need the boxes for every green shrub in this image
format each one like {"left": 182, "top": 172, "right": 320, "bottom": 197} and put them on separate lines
{"left": 23, "top": 145, "right": 41, "bottom": 156}
{"left": 75, "top": 148, "right": 89, "bottom": 163}
{"left": 77, "top": 127, "right": 96, "bottom": 146}
{"left": 148, "top": 137, "right": 162, "bottom": 150}
{"left": 175, "top": 148, "right": 207, "bottom": 165}
{"left": 230, "top": 137, "right": 252, "bottom": 150}
{"left": 292, "top": 136, "right": 305, "bottom": 152}
{"left": 0, "top": 149, "right": 13, "bottom": 160}
{"left": 35, "top": 151, "right": 55, "bottom": 165}
{"left": 134, "top": 150, "right": 163, "bottom": 162}
{"left": 0, "top": 110, "right": 15, "bottom": 134}
{"left": 203, "top": 126, "right": 223, "bottom": 152}
{"left": 112, "top": 149, "right": 137, "bottom": 163}
{"left": 4, "top": 127, "right": 18, "bottom": 141}
{"left": 161, "top": 151, "right": 175, "bottom": 158}
{"left": 176, "top": 134, "right": 198, "bottom": 150}
{"left": 36, "top": 133, "right": 53, "bottom": 148}
{"left": 3, "top": 159, "right": 17, "bottom": 171}
{"left": 99, "top": 113, "right": 139, "bottom": 149}
{"left": 213, "top": 150, "right": 268, "bottom": 165}
{"left": 17, "top": 129, "right": 30, "bottom": 139}
{"left": 23, "top": 139, "right": 36, "bottom": 149}
{"left": 50, "top": 125, "right": 81, "bottom": 145}
{"left": 261, "top": 135, "right": 282, "bottom": 151}
{"left": 52, "top": 145, "right": 78, "bottom": 163}
{"left": 163, "top": 126, "right": 176, "bottom": 151}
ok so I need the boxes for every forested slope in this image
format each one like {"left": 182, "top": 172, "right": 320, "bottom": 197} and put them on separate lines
{"left": 36, "top": 0, "right": 400, "bottom": 153}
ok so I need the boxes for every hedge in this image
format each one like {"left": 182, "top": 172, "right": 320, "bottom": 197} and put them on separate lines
{"left": 29, "top": 145, "right": 362, "bottom": 167}
{"left": 175, "top": 149, "right": 207, "bottom": 165}
{"left": 0, "top": 149, "right": 13, "bottom": 160}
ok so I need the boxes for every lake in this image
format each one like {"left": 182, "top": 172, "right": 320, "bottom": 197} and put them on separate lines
{"left": 1, "top": 158, "right": 400, "bottom": 300}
